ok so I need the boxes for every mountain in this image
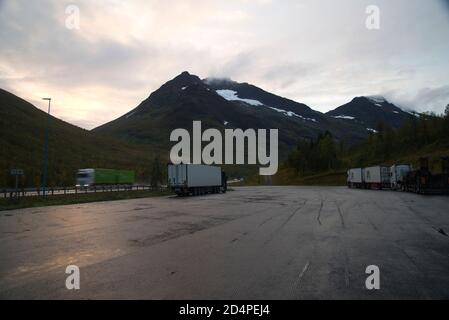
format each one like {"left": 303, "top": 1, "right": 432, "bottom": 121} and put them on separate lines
{"left": 0, "top": 88, "right": 153, "bottom": 187}
{"left": 1, "top": 72, "right": 421, "bottom": 187}
{"left": 204, "top": 77, "right": 322, "bottom": 121}
{"left": 326, "top": 96, "right": 417, "bottom": 131}
{"left": 93, "top": 72, "right": 370, "bottom": 159}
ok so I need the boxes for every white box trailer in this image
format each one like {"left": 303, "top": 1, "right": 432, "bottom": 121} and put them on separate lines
{"left": 364, "top": 166, "right": 390, "bottom": 189}
{"left": 390, "top": 164, "right": 412, "bottom": 190}
{"left": 347, "top": 168, "right": 364, "bottom": 188}
{"left": 168, "top": 164, "right": 227, "bottom": 196}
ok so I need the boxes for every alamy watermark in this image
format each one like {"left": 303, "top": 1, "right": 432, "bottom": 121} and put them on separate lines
{"left": 65, "top": 265, "right": 80, "bottom": 290}
{"left": 365, "top": 265, "right": 380, "bottom": 290}
{"left": 65, "top": 5, "right": 80, "bottom": 30}
{"left": 365, "top": 5, "right": 380, "bottom": 30}
{"left": 170, "top": 121, "right": 278, "bottom": 175}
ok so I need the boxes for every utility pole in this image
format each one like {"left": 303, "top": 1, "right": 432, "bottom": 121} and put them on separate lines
{"left": 42, "top": 98, "right": 51, "bottom": 198}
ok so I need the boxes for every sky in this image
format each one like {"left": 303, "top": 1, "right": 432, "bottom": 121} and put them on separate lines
{"left": 0, "top": 0, "right": 448, "bottom": 129}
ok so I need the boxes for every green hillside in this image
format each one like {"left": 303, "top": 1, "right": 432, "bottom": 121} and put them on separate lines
{"left": 270, "top": 109, "right": 449, "bottom": 185}
{"left": 0, "top": 89, "right": 163, "bottom": 188}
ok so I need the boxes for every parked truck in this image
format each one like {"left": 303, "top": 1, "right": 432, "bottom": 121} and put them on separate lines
{"left": 347, "top": 157, "right": 449, "bottom": 195}
{"left": 347, "top": 168, "right": 364, "bottom": 188}
{"left": 168, "top": 164, "right": 227, "bottom": 196}
{"left": 403, "top": 157, "right": 449, "bottom": 195}
{"left": 76, "top": 168, "right": 135, "bottom": 188}
{"left": 390, "top": 164, "right": 412, "bottom": 190}
{"left": 363, "top": 166, "right": 390, "bottom": 190}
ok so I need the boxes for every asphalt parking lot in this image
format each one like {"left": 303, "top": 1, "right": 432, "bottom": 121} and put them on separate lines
{"left": 1, "top": 186, "right": 448, "bottom": 299}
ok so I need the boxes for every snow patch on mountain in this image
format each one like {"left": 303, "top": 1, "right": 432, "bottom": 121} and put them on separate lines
{"left": 393, "top": 103, "right": 420, "bottom": 117}
{"left": 216, "top": 89, "right": 264, "bottom": 106}
{"left": 269, "top": 107, "right": 317, "bottom": 122}
{"left": 332, "top": 115, "right": 356, "bottom": 120}
{"left": 367, "top": 128, "right": 379, "bottom": 133}
{"left": 405, "top": 110, "right": 420, "bottom": 117}
{"left": 215, "top": 89, "right": 318, "bottom": 122}
{"left": 367, "top": 96, "right": 387, "bottom": 104}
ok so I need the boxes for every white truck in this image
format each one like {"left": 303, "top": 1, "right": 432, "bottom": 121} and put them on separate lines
{"left": 363, "top": 166, "right": 390, "bottom": 189}
{"left": 390, "top": 164, "right": 412, "bottom": 190}
{"left": 347, "top": 168, "right": 364, "bottom": 188}
{"left": 168, "top": 164, "right": 227, "bottom": 196}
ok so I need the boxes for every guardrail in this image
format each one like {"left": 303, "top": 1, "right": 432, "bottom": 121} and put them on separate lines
{"left": 1, "top": 185, "right": 168, "bottom": 199}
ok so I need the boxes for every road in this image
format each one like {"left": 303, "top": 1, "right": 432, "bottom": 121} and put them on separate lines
{"left": 1, "top": 186, "right": 449, "bottom": 299}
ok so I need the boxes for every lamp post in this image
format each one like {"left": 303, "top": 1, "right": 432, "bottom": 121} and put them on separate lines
{"left": 42, "top": 98, "right": 51, "bottom": 197}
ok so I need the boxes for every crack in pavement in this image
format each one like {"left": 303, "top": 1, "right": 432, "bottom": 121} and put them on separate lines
{"left": 366, "top": 216, "right": 378, "bottom": 231}
{"left": 296, "top": 261, "right": 310, "bottom": 287}
{"left": 343, "top": 250, "right": 350, "bottom": 288}
{"left": 263, "top": 200, "right": 307, "bottom": 245}
{"left": 432, "top": 227, "right": 448, "bottom": 237}
{"left": 289, "top": 260, "right": 311, "bottom": 299}
{"left": 396, "top": 245, "right": 421, "bottom": 272}
{"left": 336, "top": 203, "right": 346, "bottom": 229}
{"left": 405, "top": 204, "right": 449, "bottom": 239}
{"left": 317, "top": 200, "right": 323, "bottom": 226}
{"left": 258, "top": 215, "right": 275, "bottom": 227}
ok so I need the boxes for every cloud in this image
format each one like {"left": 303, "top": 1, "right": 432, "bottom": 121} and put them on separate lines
{"left": 385, "top": 86, "right": 449, "bottom": 114}
{"left": 0, "top": 0, "right": 448, "bottom": 128}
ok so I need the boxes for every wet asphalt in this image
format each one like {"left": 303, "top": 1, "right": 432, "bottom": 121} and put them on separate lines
{"left": 0, "top": 186, "right": 448, "bottom": 299}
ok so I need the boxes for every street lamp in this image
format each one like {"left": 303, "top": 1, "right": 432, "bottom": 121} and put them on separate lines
{"left": 43, "top": 97, "right": 51, "bottom": 113}
{"left": 42, "top": 98, "right": 51, "bottom": 197}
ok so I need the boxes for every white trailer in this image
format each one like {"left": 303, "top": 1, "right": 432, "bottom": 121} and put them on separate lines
{"left": 347, "top": 168, "right": 364, "bottom": 188}
{"left": 390, "top": 164, "right": 412, "bottom": 190}
{"left": 363, "top": 166, "right": 390, "bottom": 189}
{"left": 168, "top": 164, "right": 227, "bottom": 196}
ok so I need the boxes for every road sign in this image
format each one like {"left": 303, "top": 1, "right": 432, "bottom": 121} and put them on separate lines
{"left": 11, "top": 169, "right": 24, "bottom": 175}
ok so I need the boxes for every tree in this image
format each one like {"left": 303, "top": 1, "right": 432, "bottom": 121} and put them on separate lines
{"left": 150, "top": 155, "right": 163, "bottom": 187}
{"left": 286, "top": 132, "right": 340, "bottom": 175}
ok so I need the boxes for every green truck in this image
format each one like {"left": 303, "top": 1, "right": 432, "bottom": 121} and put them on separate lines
{"left": 76, "top": 168, "right": 135, "bottom": 187}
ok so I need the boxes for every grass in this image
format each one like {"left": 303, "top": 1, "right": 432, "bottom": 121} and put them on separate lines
{"left": 0, "top": 189, "right": 173, "bottom": 212}
{"left": 239, "top": 168, "right": 347, "bottom": 186}
{"left": 289, "top": 171, "right": 346, "bottom": 186}
{"left": 272, "top": 168, "right": 347, "bottom": 186}
{"left": 240, "top": 142, "right": 449, "bottom": 187}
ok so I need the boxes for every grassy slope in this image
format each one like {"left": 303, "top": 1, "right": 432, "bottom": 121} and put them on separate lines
{"left": 0, "top": 89, "right": 160, "bottom": 188}
{"left": 0, "top": 189, "right": 172, "bottom": 212}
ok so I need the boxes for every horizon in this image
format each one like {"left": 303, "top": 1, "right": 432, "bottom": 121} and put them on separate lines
{"left": 0, "top": 71, "right": 423, "bottom": 131}
{"left": 1, "top": 0, "right": 449, "bottom": 129}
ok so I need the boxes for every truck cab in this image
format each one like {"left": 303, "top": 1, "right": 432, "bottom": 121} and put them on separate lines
{"left": 76, "top": 169, "right": 95, "bottom": 188}
{"left": 390, "top": 164, "right": 412, "bottom": 190}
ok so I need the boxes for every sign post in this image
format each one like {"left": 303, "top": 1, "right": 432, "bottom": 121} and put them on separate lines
{"left": 10, "top": 169, "right": 24, "bottom": 200}
{"left": 42, "top": 98, "right": 51, "bottom": 198}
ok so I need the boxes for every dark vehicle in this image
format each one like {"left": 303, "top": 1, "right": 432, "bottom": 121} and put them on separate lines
{"left": 403, "top": 157, "right": 449, "bottom": 194}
